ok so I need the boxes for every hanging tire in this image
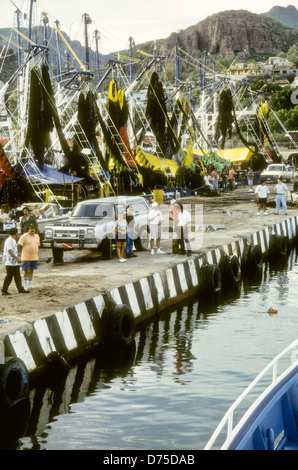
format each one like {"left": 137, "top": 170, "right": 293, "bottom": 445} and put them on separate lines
{"left": 199, "top": 264, "right": 221, "bottom": 295}
{"left": 251, "top": 245, "right": 263, "bottom": 270}
{"left": 0, "top": 357, "right": 29, "bottom": 408}
{"left": 243, "top": 245, "right": 263, "bottom": 271}
{"left": 103, "top": 304, "right": 136, "bottom": 345}
{"left": 220, "top": 255, "right": 241, "bottom": 285}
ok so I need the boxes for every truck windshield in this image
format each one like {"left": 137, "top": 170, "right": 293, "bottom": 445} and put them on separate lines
{"left": 72, "top": 204, "right": 115, "bottom": 218}
{"left": 267, "top": 166, "right": 282, "bottom": 171}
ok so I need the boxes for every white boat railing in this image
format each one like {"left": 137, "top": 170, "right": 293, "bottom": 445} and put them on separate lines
{"left": 204, "top": 339, "right": 298, "bottom": 450}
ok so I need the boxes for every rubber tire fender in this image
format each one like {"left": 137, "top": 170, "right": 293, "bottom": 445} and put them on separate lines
{"left": 248, "top": 245, "right": 263, "bottom": 271}
{"left": 0, "top": 357, "right": 29, "bottom": 408}
{"left": 220, "top": 254, "right": 241, "bottom": 284}
{"left": 199, "top": 264, "right": 222, "bottom": 295}
{"left": 225, "top": 255, "right": 241, "bottom": 284}
{"left": 106, "top": 304, "right": 136, "bottom": 345}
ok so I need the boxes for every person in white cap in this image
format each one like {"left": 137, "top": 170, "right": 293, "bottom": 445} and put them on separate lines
{"left": 149, "top": 202, "right": 164, "bottom": 255}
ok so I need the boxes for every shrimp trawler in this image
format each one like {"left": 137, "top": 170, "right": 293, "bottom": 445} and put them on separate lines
{"left": 0, "top": 0, "right": 296, "bottom": 218}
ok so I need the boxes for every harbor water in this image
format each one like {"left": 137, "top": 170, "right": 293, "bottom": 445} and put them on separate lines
{"left": 2, "top": 247, "right": 298, "bottom": 451}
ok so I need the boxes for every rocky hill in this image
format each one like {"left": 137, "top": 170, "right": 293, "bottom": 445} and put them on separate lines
{"left": 263, "top": 5, "right": 298, "bottom": 29}
{"left": 156, "top": 10, "right": 298, "bottom": 59}
{"left": 0, "top": 9, "right": 297, "bottom": 83}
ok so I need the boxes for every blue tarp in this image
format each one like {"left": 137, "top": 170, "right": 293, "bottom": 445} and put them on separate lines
{"left": 21, "top": 163, "right": 85, "bottom": 185}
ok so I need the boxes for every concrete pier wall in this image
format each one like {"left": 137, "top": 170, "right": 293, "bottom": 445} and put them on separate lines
{"left": 1, "top": 215, "right": 298, "bottom": 380}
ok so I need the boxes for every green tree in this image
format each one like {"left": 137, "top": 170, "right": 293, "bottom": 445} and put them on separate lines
{"left": 288, "top": 45, "right": 298, "bottom": 68}
{"left": 270, "top": 86, "right": 295, "bottom": 111}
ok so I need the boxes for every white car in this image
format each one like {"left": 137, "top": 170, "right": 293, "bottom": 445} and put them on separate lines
{"left": 260, "top": 164, "right": 296, "bottom": 181}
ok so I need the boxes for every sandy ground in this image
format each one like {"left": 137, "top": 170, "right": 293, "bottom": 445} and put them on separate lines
{"left": 0, "top": 182, "right": 297, "bottom": 333}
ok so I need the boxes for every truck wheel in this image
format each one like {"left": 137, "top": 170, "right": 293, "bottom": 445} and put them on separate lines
{"left": 101, "top": 237, "right": 112, "bottom": 260}
{"left": 134, "top": 226, "right": 149, "bottom": 251}
{"left": 52, "top": 247, "right": 64, "bottom": 264}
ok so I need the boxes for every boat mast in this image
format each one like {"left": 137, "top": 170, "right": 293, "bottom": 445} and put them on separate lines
{"left": 93, "top": 29, "right": 101, "bottom": 81}
{"left": 28, "top": 0, "right": 36, "bottom": 43}
{"left": 54, "top": 20, "right": 62, "bottom": 83}
{"left": 82, "top": 13, "right": 92, "bottom": 70}
{"left": 128, "top": 36, "right": 135, "bottom": 84}
{"left": 42, "top": 12, "right": 50, "bottom": 67}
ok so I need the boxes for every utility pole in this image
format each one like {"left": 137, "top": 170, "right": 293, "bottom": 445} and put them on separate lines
{"left": 82, "top": 13, "right": 92, "bottom": 70}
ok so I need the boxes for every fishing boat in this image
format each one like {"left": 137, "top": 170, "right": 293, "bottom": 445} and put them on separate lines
{"left": 1, "top": 0, "right": 296, "bottom": 214}
{"left": 204, "top": 339, "right": 298, "bottom": 450}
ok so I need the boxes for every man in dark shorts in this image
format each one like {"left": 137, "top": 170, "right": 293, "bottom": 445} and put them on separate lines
{"left": 255, "top": 179, "right": 270, "bottom": 216}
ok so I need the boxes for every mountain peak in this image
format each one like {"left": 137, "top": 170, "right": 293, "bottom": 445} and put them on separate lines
{"left": 263, "top": 5, "right": 298, "bottom": 29}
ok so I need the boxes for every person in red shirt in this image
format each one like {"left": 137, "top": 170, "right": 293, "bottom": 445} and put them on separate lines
{"left": 210, "top": 170, "right": 219, "bottom": 190}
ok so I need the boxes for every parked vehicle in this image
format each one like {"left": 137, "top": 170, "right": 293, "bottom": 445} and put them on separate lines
{"left": 43, "top": 196, "right": 151, "bottom": 263}
{"left": 0, "top": 203, "right": 68, "bottom": 239}
{"left": 260, "top": 164, "right": 297, "bottom": 181}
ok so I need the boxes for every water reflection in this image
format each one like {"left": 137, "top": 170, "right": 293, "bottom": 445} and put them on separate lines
{"left": 1, "top": 246, "right": 297, "bottom": 450}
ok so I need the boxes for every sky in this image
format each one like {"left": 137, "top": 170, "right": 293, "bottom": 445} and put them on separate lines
{"left": 0, "top": 0, "right": 295, "bottom": 54}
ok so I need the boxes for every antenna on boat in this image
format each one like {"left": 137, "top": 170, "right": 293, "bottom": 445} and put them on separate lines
{"left": 28, "top": 0, "right": 37, "bottom": 43}
{"left": 82, "top": 13, "right": 92, "bottom": 70}
{"left": 93, "top": 30, "right": 101, "bottom": 81}
{"left": 10, "top": 0, "right": 23, "bottom": 66}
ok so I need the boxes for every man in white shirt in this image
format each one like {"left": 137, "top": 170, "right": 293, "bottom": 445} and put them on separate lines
{"left": 149, "top": 202, "right": 164, "bottom": 255}
{"left": 178, "top": 205, "right": 192, "bottom": 256}
{"left": 274, "top": 177, "right": 288, "bottom": 215}
{"left": 2, "top": 228, "right": 28, "bottom": 295}
{"left": 255, "top": 179, "right": 270, "bottom": 215}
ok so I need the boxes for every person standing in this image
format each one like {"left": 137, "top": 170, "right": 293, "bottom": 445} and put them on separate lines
{"left": 149, "top": 202, "right": 164, "bottom": 255}
{"left": 210, "top": 169, "right": 219, "bottom": 190}
{"left": 220, "top": 168, "right": 228, "bottom": 191}
{"left": 1, "top": 228, "right": 28, "bottom": 295}
{"left": 20, "top": 207, "right": 39, "bottom": 234}
{"left": 177, "top": 204, "right": 192, "bottom": 256}
{"left": 246, "top": 167, "right": 254, "bottom": 192}
{"left": 169, "top": 199, "right": 181, "bottom": 254}
{"left": 114, "top": 212, "right": 128, "bottom": 263}
{"left": 274, "top": 177, "right": 288, "bottom": 215}
{"left": 18, "top": 223, "right": 40, "bottom": 290}
{"left": 124, "top": 206, "right": 137, "bottom": 258}
{"left": 228, "top": 166, "right": 235, "bottom": 190}
{"left": 255, "top": 179, "right": 270, "bottom": 216}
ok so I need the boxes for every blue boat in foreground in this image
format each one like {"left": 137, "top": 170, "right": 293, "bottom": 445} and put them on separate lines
{"left": 204, "top": 339, "right": 298, "bottom": 450}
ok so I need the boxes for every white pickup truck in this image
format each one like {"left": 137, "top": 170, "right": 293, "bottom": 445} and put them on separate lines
{"left": 260, "top": 164, "right": 297, "bottom": 181}
{"left": 43, "top": 196, "right": 151, "bottom": 263}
